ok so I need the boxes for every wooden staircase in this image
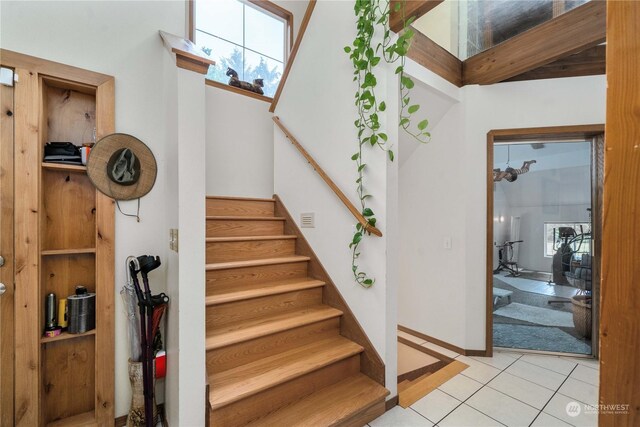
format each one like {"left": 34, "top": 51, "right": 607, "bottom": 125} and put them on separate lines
{"left": 206, "top": 195, "right": 389, "bottom": 426}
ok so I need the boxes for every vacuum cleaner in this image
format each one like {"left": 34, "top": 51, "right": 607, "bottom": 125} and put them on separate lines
{"left": 128, "top": 255, "right": 169, "bottom": 427}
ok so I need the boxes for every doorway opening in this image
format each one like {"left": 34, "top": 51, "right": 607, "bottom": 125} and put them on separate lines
{"left": 486, "top": 126, "right": 603, "bottom": 357}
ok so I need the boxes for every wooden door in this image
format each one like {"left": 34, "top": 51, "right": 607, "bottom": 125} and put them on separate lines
{"left": 0, "top": 68, "right": 15, "bottom": 427}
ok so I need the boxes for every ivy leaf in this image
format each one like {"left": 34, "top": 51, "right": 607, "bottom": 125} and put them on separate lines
{"left": 408, "top": 104, "right": 420, "bottom": 114}
{"left": 368, "top": 217, "right": 377, "bottom": 227}
{"left": 379, "top": 101, "right": 386, "bottom": 112}
{"left": 379, "top": 133, "right": 388, "bottom": 141}
{"left": 388, "top": 150, "right": 395, "bottom": 161}
{"left": 344, "top": 46, "right": 352, "bottom": 53}
{"left": 352, "top": 232, "right": 363, "bottom": 245}
{"left": 351, "top": 153, "right": 360, "bottom": 160}
{"left": 358, "top": 164, "right": 366, "bottom": 172}
{"left": 356, "top": 223, "right": 362, "bottom": 231}
{"left": 401, "top": 76, "right": 415, "bottom": 89}
{"left": 370, "top": 57, "right": 381, "bottom": 66}
{"left": 394, "top": 2, "right": 401, "bottom": 12}
{"left": 363, "top": 279, "right": 374, "bottom": 286}
{"left": 418, "top": 119, "right": 429, "bottom": 131}
{"left": 363, "top": 208, "right": 374, "bottom": 217}
{"left": 395, "top": 65, "right": 404, "bottom": 74}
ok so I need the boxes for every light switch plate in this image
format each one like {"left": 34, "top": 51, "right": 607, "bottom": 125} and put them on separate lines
{"left": 169, "top": 228, "right": 179, "bottom": 252}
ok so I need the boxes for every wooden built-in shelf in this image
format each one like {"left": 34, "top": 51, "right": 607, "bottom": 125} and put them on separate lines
{"left": 42, "top": 162, "right": 87, "bottom": 172}
{"left": 46, "top": 410, "right": 95, "bottom": 427}
{"left": 41, "top": 248, "right": 96, "bottom": 256}
{"left": 41, "top": 329, "right": 96, "bottom": 345}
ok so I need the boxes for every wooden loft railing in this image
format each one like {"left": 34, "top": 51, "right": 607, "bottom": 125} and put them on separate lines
{"left": 273, "top": 116, "right": 383, "bottom": 237}
{"left": 269, "top": 0, "right": 317, "bottom": 113}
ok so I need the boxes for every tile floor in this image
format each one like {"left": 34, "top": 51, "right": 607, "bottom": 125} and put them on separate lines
{"left": 369, "top": 339, "right": 600, "bottom": 427}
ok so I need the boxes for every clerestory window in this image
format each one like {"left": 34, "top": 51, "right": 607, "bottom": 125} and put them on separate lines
{"left": 192, "top": 0, "right": 292, "bottom": 98}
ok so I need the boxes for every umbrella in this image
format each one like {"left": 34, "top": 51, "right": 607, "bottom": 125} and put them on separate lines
{"left": 121, "top": 255, "right": 142, "bottom": 362}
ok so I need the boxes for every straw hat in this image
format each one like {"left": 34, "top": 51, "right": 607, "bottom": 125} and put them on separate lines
{"left": 87, "top": 133, "right": 157, "bottom": 201}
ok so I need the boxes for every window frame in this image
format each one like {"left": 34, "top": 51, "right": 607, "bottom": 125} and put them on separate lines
{"left": 188, "top": 0, "right": 293, "bottom": 99}
{"left": 543, "top": 221, "right": 592, "bottom": 258}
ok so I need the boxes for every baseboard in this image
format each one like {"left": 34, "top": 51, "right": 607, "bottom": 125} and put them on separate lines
{"left": 385, "top": 395, "right": 399, "bottom": 411}
{"left": 398, "top": 325, "right": 490, "bottom": 357}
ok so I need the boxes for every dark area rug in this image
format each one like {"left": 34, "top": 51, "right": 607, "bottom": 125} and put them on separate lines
{"left": 494, "top": 323, "right": 591, "bottom": 354}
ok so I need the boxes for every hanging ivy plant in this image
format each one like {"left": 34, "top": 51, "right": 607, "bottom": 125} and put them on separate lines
{"left": 344, "top": 0, "right": 430, "bottom": 288}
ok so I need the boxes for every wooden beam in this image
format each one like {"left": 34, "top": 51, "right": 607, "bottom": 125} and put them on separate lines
{"left": 407, "top": 27, "right": 463, "bottom": 87}
{"left": 463, "top": 0, "right": 606, "bottom": 85}
{"left": 506, "top": 44, "right": 606, "bottom": 82}
{"left": 599, "top": 0, "right": 640, "bottom": 425}
{"left": 389, "top": 0, "right": 443, "bottom": 33}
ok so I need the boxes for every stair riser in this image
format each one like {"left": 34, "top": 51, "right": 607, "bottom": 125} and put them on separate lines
{"left": 207, "top": 198, "right": 275, "bottom": 217}
{"left": 210, "top": 355, "right": 361, "bottom": 427}
{"left": 206, "top": 262, "right": 308, "bottom": 292}
{"left": 339, "top": 399, "right": 387, "bottom": 427}
{"left": 207, "top": 317, "right": 340, "bottom": 373}
{"left": 206, "top": 288, "right": 323, "bottom": 331}
{"left": 207, "top": 219, "right": 284, "bottom": 237}
{"left": 206, "top": 239, "right": 296, "bottom": 263}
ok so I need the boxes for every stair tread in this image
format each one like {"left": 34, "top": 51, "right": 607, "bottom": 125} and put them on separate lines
{"left": 206, "top": 195, "right": 275, "bottom": 202}
{"left": 206, "top": 235, "right": 297, "bottom": 242}
{"left": 209, "top": 336, "right": 364, "bottom": 409}
{"left": 206, "top": 256, "right": 310, "bottom": 271}
{"left": 207, "top": 278, "right": 325, "bottom": 305}
{"left": 206, "top": 216, "right": 285, "bottom": 221}
{"left": 246, "top": 374, "right": 389, "bottom": 427}
{"left": 207, "top": 305, "right": 342, "bottom": 350}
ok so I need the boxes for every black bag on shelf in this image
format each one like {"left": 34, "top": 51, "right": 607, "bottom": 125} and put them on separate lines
{"left": 43, "top": 142, "right": 82, "bottom": 164}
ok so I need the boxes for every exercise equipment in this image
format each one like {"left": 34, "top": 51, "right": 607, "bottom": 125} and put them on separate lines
{"left": 493, "top": 240, "right": 523, "bottom": 276}
{"left": 129, "top": 255, "right": 169, "bottom": 427}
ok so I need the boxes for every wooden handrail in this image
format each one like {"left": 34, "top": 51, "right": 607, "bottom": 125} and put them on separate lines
{"left": 269, "top": 0, "right": 317, "bottom": 113}
{"left": 273, "top": 116, "right": 383, "bottom": 237}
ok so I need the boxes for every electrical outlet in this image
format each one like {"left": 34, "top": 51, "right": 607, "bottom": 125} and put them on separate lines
{"left": 169, "top": 228, "right": 179, "bottom": 252}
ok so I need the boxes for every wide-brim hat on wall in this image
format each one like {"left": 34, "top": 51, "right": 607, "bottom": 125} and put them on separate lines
{"left": 87, "top": 133, "right": 157, "bottom": 201}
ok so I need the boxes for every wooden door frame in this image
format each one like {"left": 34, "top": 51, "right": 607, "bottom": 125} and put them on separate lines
{"left": 0, "top": 69, "right": 15, "bottom": 427}
{"left": 485, "top": 124, "right": 604, "bottom": 357}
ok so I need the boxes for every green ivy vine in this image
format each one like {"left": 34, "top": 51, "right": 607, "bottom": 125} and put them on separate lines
{"left": 344, "top": 0, "right": 431, "bottom": 288}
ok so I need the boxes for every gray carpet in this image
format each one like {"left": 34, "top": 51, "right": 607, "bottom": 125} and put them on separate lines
{"left": 493, "top": 276, "right": 592, "bottom": 354}
{"left": 494, "top": 323, "right": 592, "bottom": 354}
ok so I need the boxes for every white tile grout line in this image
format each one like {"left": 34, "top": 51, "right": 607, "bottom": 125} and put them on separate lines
{"left": 528, "top": 364, "right": 581, "bottom": 427}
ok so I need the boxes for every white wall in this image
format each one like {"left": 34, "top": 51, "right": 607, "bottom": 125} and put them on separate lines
{"left": 204, "top": 0, "right": 308, "bottom": 199}
{"left": 205, "top": 86, "right": 274, "bottom": 197}
{"left": 272, "top": 0, "right": 399, "bottom": 393}
{"left": 399, "top": 73, "right": 606, "bottom": 350}
{"left": 1, "top": 0, "right": 186, "bottom": 418}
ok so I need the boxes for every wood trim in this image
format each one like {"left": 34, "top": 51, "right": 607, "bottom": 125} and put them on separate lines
{"left": 0, "top": 69, "right": 15, "bottom": 427}
{"left": 506, "top": 45, "right": 606, "bottom": 83}
{"left": 407, "top": 28, "right": 463, "bottom": 87}
{"left": 94, "top": 78, "right": 116, "bottom": 425}
{"left": 0, "top": 49, "right": 111, "bottom": 86}
{"left": 188, "top": 0, "right": 195, "bottom": 42}
{"left": 590, "top": 135, "right": 604, "bottom": 358}
{"left": 398, "top": 360, "right": 467, "bottom": 408}
{"left": 463, "top": 0, "right": 606, "bottom": 85}
{"left": 269, "top": 0, "right": 316, "bottom": 113}
{"left": 390, "top": 0, "right": 443, "bottom": 33}
{"left": 600, "top": 0, "right": 640, "bottom": 423}
{"left": 488, "top": 124, "right": 605, "bottom": 142}
{"left": 398, "top": 325, "right": 488, "bottom": 357}
{"left": 205, "top": 78, "right": 273, "bottom": 103}
{"left": 159, "top": 30, "right": 215, "bottom": 75}
{"left": 246, "top": 0, "right": 294, "bottom": 51}
{"left": 486, "top": 125, "right": 605, "bottom": 361}
{"left": 13, "top": 67, "right": 40, "bottom": 426}
{"left": 272, "top": 116, "right": 383, "bottom": 237}
{"left": 398, "top": 336, "right": 454, "bottom": 364}
{"left": 273, "top": 195, "right": 386, "bottom": 386}
{"left": 385, "top": 395, "right": 399, "bottom": 411}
